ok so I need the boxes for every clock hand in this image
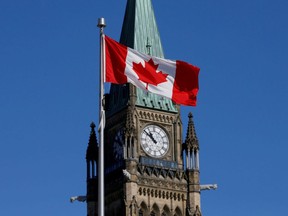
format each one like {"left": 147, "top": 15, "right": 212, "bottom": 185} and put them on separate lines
{"left": 149, "top": 133, "right": 157, "bottom": 144}
{"left": 144, "top": 130, "right": 157, "bottom": 144}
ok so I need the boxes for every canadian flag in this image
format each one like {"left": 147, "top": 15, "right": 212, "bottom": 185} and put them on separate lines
{"left": 104, "top": 35, "right": 200, "bottom": 106}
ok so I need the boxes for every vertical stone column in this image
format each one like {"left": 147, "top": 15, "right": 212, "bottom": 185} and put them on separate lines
{"left": 124, "top": 159, "right": 138, "bottom": 216}
{"left": 187, "top": 169, "right": 201, "bottom": 214}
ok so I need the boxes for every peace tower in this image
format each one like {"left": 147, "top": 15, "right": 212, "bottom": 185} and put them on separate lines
{"left": 85, "top": 0, "right": 205, "bottom": 215}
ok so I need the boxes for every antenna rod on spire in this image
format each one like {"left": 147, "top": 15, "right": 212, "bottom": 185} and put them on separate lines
{"left": 97, "top": 17, "right": 106, "bottom": 216}
{"left": 146, "top": 37, "right": 151, "bottom": 55}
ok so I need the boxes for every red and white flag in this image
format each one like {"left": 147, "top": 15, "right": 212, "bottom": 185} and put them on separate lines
{"left": 104, "top": 35, "right": 200, "bottom": 106}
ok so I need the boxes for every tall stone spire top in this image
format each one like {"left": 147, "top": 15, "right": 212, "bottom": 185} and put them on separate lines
{"left": 184, "top": 112, "right": 199, "bottom": 150}
{"left": 120, "top": 0, "right": 164, "bottom": 58}
{"left": 86, "top": 122, "right": 98, "bottom": 161}
{"left": 106, "top": 0, "right": 178, "bottom": 115}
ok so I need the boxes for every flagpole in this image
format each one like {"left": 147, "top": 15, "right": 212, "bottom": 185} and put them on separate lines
{"left": 97, "top": 17, "right": 106, "bottom": 216}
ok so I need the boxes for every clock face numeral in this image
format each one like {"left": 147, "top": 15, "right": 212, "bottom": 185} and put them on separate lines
{"left": 141, "top": 125, "right": 169, "bottom": 158}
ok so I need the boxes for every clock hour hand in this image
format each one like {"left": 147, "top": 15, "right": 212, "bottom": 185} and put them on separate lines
{"left": 144, "top": 130, "right": 157, "bottom": 144}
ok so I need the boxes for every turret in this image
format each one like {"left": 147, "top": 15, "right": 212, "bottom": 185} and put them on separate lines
{"left": 183, "top": 113, "right": 202, "bottom": 216}
{"left": 86, "top": 122, "right": 98, "bottom": 216}
{"left": 183, "top": 112, "right": 200, "bottom": 170}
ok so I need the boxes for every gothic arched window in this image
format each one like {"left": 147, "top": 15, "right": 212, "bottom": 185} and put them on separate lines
{"left": 139, "top": 201, "right": 149, "bottom": 216}
{"left": 174, "top": 206, "right": 182, "bottom": 216}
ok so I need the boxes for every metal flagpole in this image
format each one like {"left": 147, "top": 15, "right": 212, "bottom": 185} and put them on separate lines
{"left": 97, "top": 17, "right": 106, "bottom": 216}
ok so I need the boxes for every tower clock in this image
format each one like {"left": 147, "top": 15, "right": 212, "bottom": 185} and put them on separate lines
{"left": 140, "top": 124, "right": 169, "bottom": 158}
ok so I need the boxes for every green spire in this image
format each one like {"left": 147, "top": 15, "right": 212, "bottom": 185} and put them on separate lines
{"left": 107, "top": 0, "right": 177, "bottom": 116}
{"left": 120, "top": 0, "right": 164, "bottom": 58}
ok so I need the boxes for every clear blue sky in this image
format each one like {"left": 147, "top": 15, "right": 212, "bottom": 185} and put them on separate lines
{"left": 1, "top": 0, "right": 287, "bottom": 215}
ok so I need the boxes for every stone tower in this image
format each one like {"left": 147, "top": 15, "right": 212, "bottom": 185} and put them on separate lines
{"left": 86, "top": 0, "right": 202, "bottom": 215}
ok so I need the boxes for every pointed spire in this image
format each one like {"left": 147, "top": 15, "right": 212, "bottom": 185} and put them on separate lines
{"left": 121, "top": 0, "right": 177, "bottom": 112}
{"left": 106, "top": 0, "right": 178, "bottom": 115}
{"left": 184, "top": 112, "right": 199, "bottom": 150}
{"left": 120, "top": 0, "right": 164, "bottom": 58}
{"left": 86, "top": 122, "right": 98, "bottom": 161}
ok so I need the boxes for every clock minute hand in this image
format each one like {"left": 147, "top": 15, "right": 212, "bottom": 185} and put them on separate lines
{"left": 144, "top": 130, "right": 157, "bottom": 144}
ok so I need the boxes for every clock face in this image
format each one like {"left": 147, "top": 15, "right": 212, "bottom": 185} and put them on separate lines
{"left": 113, "top": 129, "right": 124, "bottom": 161}
{"left": 140, "top": 125, "right": 169, "bottom": 158}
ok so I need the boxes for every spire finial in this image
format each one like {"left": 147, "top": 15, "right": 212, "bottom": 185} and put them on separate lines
{"left": 188, "top": 112, "right": 193, "bottom": 120}
{"left": 86, "top": 122, "right": 98, "bottom": 160}
{"left": 90, "top": 122, "right": 96, "bottom": 129}
{"left": 184, "top": 112, "right": 199, "bottom": 150}
{"left": 89, "top": 122, "right": 96, "bottom": 136}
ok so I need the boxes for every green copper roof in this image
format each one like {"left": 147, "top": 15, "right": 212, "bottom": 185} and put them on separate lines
{"left": 107, "top": 0, "right": 178, "bottom": 115}
{"left": 120, "top": 0, "right": 164, "bottom": 58}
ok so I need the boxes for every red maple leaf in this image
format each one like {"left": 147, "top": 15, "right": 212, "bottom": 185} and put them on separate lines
{"left": 133, "top": 58, "right": 168, "bottom": 89}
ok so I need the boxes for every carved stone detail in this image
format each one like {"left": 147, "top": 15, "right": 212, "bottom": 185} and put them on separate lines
{"left": 138, "top": 110, "right": 174, "bottom": 124}
{"left": 124, "top": 104, "right": 136, "bottom": 137}
{"left": 137, "top": 187, "right": 186, "bottom": 201}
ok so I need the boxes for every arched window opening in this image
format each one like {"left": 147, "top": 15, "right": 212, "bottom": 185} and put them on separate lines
{"left": 162, "top": 205, "right": 170, "bottom": 216}
{"left": 150, "top": 203, "right": 160, "bottom": 216}
{"left": 139, "top": 201, "right": 149, "bottom": 216}
{"left": 174, "top": 206, "right": 182, "bottom": 216}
